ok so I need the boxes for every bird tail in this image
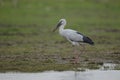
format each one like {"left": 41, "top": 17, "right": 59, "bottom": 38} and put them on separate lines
{"left": 83, "top": 36, "right": 94, "bottom": 45}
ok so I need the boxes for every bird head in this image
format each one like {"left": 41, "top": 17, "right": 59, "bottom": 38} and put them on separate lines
{"left": 53, "top": 19, "right": 66, "bottom": 32}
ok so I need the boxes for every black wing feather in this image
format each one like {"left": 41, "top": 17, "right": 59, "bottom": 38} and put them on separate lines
{"left": 76, "top": 32, "right": 94, "bottom": 45}
{"left": 83, "top": 36, "right": 94, "bottom": 45}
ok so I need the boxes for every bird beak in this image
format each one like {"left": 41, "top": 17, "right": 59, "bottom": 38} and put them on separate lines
{"left": 53, "top": 21, "right": 62, "bottom": 32}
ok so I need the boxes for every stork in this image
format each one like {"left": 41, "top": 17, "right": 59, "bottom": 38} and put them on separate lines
{"left": 53, "top": 19, "right": 94, "bottom": 63}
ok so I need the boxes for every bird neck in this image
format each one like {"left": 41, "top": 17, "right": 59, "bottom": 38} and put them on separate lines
{"left": 59, "top": 25, "right": 65, "bottom": 33}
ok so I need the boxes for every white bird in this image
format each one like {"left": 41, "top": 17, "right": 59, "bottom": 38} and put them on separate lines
{"left": 53, "top": 19, "right": 94, "bottom": 63}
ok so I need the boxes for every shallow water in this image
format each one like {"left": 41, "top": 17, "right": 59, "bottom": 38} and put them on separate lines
{"left": 99, "top": 62, "right": 117, "bottom": 70}
{"left": 0, "top": 63, "right": 120, "bottom": 80}
{"left": 0, "top": 70, "right": 120, "bottom": 80}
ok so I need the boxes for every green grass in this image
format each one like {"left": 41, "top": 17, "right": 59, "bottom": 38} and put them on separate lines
{"left": 0, "top": 0, "right": 120, "bottom": 72}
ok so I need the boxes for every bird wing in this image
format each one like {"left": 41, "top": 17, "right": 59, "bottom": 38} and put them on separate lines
{"left": 61, "top": 29, "right": 84, "bottom": 42}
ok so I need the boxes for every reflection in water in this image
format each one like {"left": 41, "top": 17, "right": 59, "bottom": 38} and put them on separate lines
{"left": 74, "top": 71, "right": 78, "bottom": 80}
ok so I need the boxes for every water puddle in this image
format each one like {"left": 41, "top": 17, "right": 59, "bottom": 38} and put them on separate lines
{"left": 0, "top": 63, "right": 120, "bottom": 80}
{"left": 99, "top": 63, "right": 117, "bottom": 70}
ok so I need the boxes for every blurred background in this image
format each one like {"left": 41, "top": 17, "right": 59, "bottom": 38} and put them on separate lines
{"left": 0, "top": 0, "right": 120, "bottom": 72}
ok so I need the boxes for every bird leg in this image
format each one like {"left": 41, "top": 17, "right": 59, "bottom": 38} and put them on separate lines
{"left": 71, "top": 44, "right": 86, "bottom": 64}
{"left": 73, "top": 44, "right": 85, "bottom": 64}
{"left": 72, "top": 46, "right": 80, "bottom": 64}
{"left": 78, "top": 44, "right": 85, "bottom": 57}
